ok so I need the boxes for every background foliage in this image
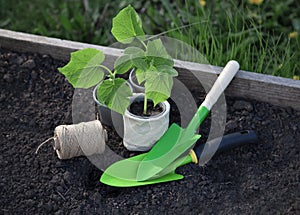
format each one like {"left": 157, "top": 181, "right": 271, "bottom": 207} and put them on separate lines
{"left": 0, "top": 0, "right": 299, "bottom": 78}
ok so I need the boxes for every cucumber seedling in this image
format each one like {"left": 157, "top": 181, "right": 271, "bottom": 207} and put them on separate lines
{"left": 59, "top": 5, "right": 178, "bottom": 115}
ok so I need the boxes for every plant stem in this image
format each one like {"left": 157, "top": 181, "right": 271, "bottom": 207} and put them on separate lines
{"left": 143, "top": 93, "right": 147, "bottom": 115}
{"left": 99, "top": 65, "right": 114, "bottom": 78}
{"left": 140, "top": 39, "right": 147, "bottom": 50}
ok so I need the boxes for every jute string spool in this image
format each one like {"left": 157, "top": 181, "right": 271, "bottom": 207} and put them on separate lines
{"left": 36, "top": 120, "right": 107, "bottom": 160}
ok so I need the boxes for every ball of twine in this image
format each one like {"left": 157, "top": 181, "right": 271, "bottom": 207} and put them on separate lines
{"left": 36, "top": 120, "right": 107, "bottom": 160}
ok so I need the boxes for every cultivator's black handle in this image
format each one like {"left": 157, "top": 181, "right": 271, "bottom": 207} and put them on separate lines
{"left": 195, "top": 130, "right": 258, "bottom": 159}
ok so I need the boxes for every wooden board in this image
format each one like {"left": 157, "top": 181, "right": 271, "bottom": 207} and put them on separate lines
{"left": 1, "top": 29, "right": 299, "bottom": 110}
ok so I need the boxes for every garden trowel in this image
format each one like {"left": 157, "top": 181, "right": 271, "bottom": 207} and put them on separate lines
{"left": 136, "top": 60, "right": 240, "bottom": 181}
{"left": 100, "top": 130, "right": 258, "bottom": 187}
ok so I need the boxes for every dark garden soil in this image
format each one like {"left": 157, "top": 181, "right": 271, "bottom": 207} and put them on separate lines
{"left": 0, "top": 48, "right": 299, "bottom": 214}
{"left": 129, "top": 100, "right": 163, "bottom": 117}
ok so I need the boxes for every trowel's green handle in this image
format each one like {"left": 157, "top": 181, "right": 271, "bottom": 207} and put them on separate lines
{"left": 187, "top": 60, "right": 240, "bottom": 132}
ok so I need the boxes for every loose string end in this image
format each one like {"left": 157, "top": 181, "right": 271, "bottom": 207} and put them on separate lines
{"left": 35, "top": 137, "right": 55, "bottom": 154}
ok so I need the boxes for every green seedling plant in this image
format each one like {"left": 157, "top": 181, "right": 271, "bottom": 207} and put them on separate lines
{"left": 58, "top": 5, "right": 178, "bottom": 115}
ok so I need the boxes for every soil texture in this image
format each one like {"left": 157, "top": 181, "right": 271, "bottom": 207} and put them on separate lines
{"left": 0, "top": 48, "right": 299, "bottom": 214}
{"left": 129, "top": 100, "right": 163, "bottom": 117}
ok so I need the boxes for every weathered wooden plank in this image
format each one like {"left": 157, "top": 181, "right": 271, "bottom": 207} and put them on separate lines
{"left": 0, "top": 29, "right": 122, "bottom": 68}
{"left": 1, "top": 28, "right": 299, "bottom": 110}
{"left": 174, "top": 60, "right": 300, "bottom": 110}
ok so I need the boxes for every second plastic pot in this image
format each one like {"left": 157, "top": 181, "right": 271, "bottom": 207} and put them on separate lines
{"left": 93, "top": 84, "right": 132, "bottom": 138}
{"left": 123, "top": 93, "right": 170, "bottom": 151}
{"left": 128, "top": 69, "right": 145, "bottom": 93}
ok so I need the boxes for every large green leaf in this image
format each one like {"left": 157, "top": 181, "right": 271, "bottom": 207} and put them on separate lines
{"left": 144, "top": 65, "right": 178, "bottom": 106}
{"left": 114, "top": 47, "right": 147, "bottom": 75}
{"left": 146, "top": 39, "right": 174, "bottom": 67}
{"left": 111, "top": 5, "right": 145, "bottom": 44}
{"left": 58, "top": 48, "right": 105, "bottom": 88}
{"left": 97, "top": 78, "right": 132, "bottom": 115}
{"left": 114, "top": 55, "right": 133, "bottom": 75}
{"left": 135, "top": 68, "right": 146, "bottom": 85}
{"left": 127, "top": 47, "right": 148, "bottom": 73}
{"left": 127, "top": 41, "right": 175, "bottom": 85}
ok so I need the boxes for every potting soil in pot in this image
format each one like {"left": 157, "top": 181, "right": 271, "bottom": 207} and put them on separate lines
{"left": 1, "top": 48, "right": 299, "bottom": 214}
{"left": 129, "top": 100, "right": 163, "bottom": 117}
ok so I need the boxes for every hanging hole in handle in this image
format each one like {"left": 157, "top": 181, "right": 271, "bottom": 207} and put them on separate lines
{"left": 240, "top": 130, "right": 250, "bottom": 134}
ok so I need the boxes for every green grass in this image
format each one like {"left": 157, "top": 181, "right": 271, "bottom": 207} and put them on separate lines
{"left": 163, "top": 0, "right": 300, "bottom": 78}
{"left": 0, "top": 0, "right": 299, "bottom": 78}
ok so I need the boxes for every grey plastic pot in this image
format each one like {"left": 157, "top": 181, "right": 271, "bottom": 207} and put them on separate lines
{"left": 93, "top": 83, "right": 133, "bottom": 137}
{"left": 123, "top": 93, "right": 170, "bottom": 151}
{"left": 128, "top": 69, "right": 145, "bottom": 93}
